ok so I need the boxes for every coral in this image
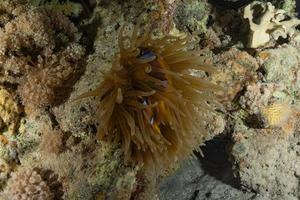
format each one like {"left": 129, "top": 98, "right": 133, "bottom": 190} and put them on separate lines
{"left": 0, "top": 87, "right": 22, "bottom": 134}
{"left": 231, "top": 124, "right": 300, "bottom": 198}
{"left": 29, "top": 0, "right": 83, "bottom": 17}
{"left": 130, "top": 171, "right": 157, "bottom": 200}
{"left": 0, "top": 1, "right": 85, "bottom": 113}
{"left": 143, "top": 0, "right": 179, "bottom": 33}
{"left": 17, "top": 133, "right": 137, "bottom": 200}
{"left": 261, "top": 0, "right": 296, "bottom": 13}
{"left": 0, "top": 158, "right": 11, "bottom": 189}
{"left": 86, "top": 145, "right": 124, "bottom": 190}
{"left": 239, "top": 82, "right": 278, "bottom": 115}
{"left": 18, "top": 61, "right": 78, "bottom": 113}
{"left": 238, "top": 81, "right": 296, "bottom": 132}
{"left": 0, "top": 141, "right": 16, "bottom": 189}
{"left": 16, "top": 116, "right": 50, "bottom": 155}
{"left": 4, "top": 167, "right": 55, "bottom": 200}
{"left": 212, "top": 48, "right": 259, "bottom": 103}
{"left": 261, "top": 102, "right": 299, "bottom": 135}
{"left": 114, "top": 170, "right": 137, "bottom": 199}
{"left": 258, "top": 45, "right": 300, "bottom": 93}
{"left": 78, "top": 22, "right": 220, "bottom": 170}
{"left": 261, "top": 102, "right": 292, "bottom": 127}
{"left": 39, "top": 142, "right": 136, "bottom": 200}
{"left": 0, "top": 1, "right": 25, "bottom": 27}
{"left": 39, "top": 128, "right": 64, "bottom": 155}
{"left": 174, "top": 0, "right": 209, "bottom": 33}
{"left": 244, "top": 1, "right": 300, "bottom": 48}
{"left": 160, "top": 0, "right": 178, "bottom": 33}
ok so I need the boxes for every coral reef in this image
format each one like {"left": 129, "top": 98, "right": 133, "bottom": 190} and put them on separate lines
{"left": 0, "top": 0, "right": 300, "bottom": 199}
{"left": 0, "top": 157, "right": 11, "bottom": 189}
{"left": 239, "top": 82, "right": 279, "bottom": 115}
{"left": 19, "top": 141, "right": 137, "bottom": 200}
{"left": 0, "top": 0, "right": 85, "bottom": 114}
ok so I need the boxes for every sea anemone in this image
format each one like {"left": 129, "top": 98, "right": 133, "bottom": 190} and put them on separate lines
{"left": 78, "top": 21, "right": 220, "bottom": 169}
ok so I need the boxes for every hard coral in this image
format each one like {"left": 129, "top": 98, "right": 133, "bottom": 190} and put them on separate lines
{"left": 244, "top": 1, "right": 300, "bottom": 48}
{"left": 79, "top": 22, "right": 220, "bottom": 170}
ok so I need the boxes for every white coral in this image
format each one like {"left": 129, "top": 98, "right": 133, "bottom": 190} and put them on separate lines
{"left": 244, "top": 1, "right": 300, "bottom": 48}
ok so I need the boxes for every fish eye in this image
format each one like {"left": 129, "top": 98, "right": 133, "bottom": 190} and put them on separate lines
{"left": 137, "top": 49, "right": 156, "bottom": 62}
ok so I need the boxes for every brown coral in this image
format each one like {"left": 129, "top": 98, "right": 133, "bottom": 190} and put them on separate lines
{"left": 0, "top": 1, "right": 85, "bottom": 113}
{"left": 0, "top": 0, "right": 25, "bottom": 27}
{"left": 39, "top": 128, "right": 64, "bottom": 155}
{"left": 18, "top": 59, "right": 78, "bottom": 113}
{"left": 4, "top": 167, "right": 54, "bottom": 200}
{"left": 79, "top": 22, "right": 220, "bottom": 170}
{"left": 212, "top": 48, "right": 259, "bottom": 104}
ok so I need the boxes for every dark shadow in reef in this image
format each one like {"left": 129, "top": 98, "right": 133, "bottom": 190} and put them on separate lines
{"left": 204, "top": 0, "right": 251, "bottom": 53}
{"left": 208, "top": 0, "right": 254, "bottom": 10}
{"left": 194, "top": 134, "right": 240, "bottom": 189}
{"left": 297, "top": 0, "right": 300, "bottom": 17}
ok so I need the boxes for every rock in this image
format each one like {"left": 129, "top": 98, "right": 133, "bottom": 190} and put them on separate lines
{"left": 258, "top": 45, "right": 300, "bottom": 94}
{"left": 174, "top": 0, "right": 210, "bottom": 33}
{"left": 231, "top": 121, "right": 300, "bottom": 199}
{"left": 159, "top": 157, "right": 256, "bottom": 200}
{"left": 212, "top": 48, "right": 259, "bottom": 104}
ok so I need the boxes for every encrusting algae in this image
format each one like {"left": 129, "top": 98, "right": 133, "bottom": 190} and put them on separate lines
{"left": 78, "top": 21, "right": 221, "bottom": 170}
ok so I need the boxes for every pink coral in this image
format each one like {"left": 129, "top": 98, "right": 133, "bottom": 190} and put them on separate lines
{"left": 5, "top": 168, "right": 54, "bottom": 200}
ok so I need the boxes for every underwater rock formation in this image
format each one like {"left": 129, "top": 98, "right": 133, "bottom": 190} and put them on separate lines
{"left": 0, "top": 0, "right": 299, "bottom": 199}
